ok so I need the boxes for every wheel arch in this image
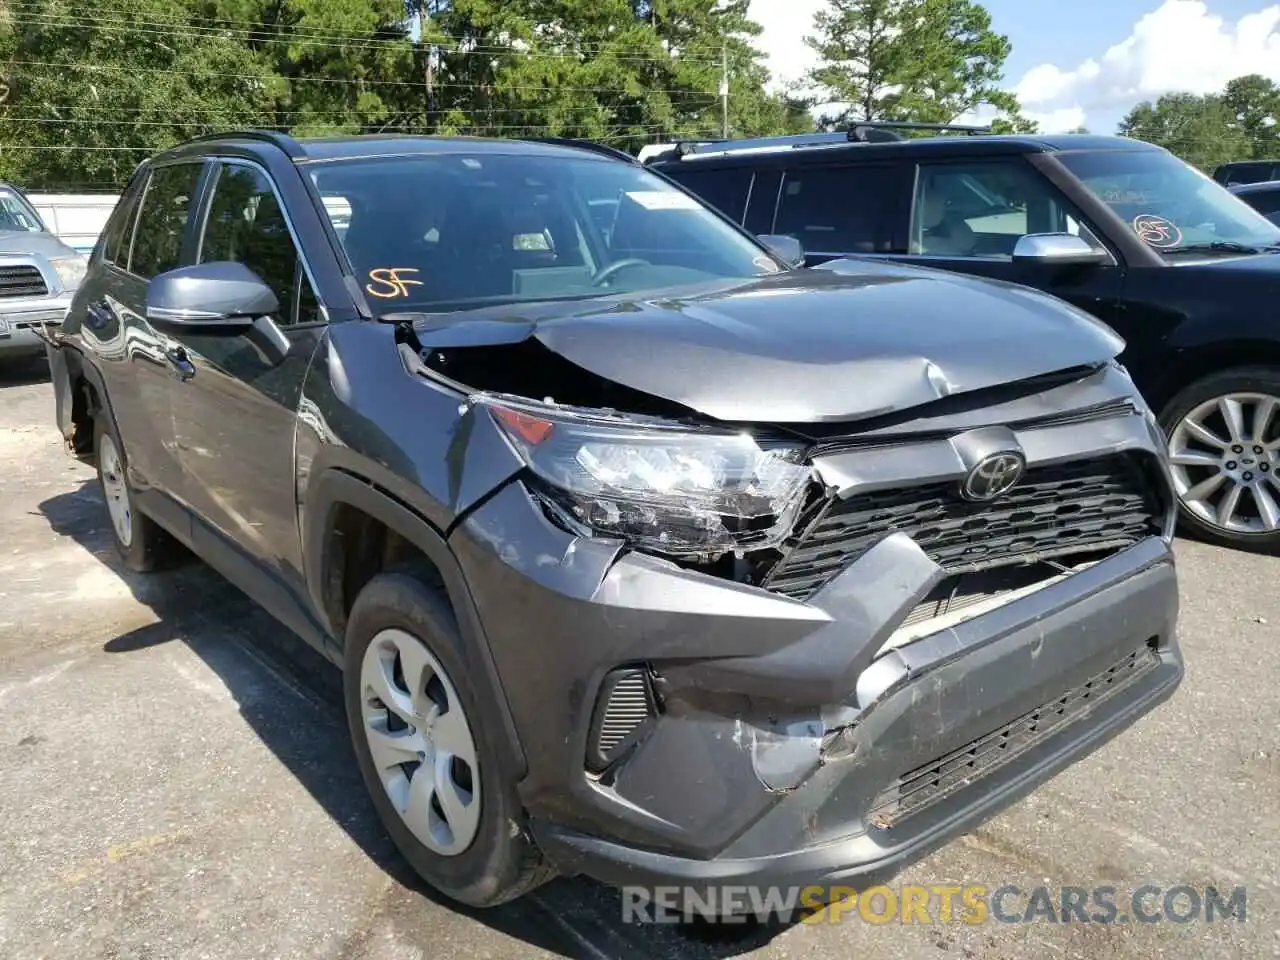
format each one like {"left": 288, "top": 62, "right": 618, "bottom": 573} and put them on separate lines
{"left": 1150, "top": 339, "right": 1280, "bottom": 416}
{"left": 304, "top": 467, "right": 527, "bottom": 776}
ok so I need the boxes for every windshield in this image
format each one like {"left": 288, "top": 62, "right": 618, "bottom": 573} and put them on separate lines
{"left": 308, "top": 152, "right": 782, "bottom": 314}
{"left": 0, "top": 189, "right": 45, "bottom": 233}
{"left": 1057, "top": 149, "right": 1280, "bottom": 254}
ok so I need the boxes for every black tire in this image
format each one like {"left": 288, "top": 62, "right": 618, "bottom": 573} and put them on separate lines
{"left": 93, "top": 415, "right": 180, "bottom": 572}
{"left": 343, "top": 571, "right": 554, "bottom": 907}
{"left": 1158, "top": 365, "right": 1280, "bottom": 553}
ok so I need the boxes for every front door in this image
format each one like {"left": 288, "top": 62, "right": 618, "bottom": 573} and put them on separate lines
{"left": 894, "top": 159, "right": 1127, "bottom": 332}
{"left": 165, "top": 159, "right": 326, "bottom": 598}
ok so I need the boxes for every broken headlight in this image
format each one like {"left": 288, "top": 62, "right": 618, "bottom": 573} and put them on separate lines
{"left": 482, "top": 397, "right": 812, "bottom": 558}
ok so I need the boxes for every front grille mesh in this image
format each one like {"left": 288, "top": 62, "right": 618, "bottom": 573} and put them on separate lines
{"left": 766, "top": 455, "right": 1159, "bottom": 601}
{"left": 0, "top": 265, "right": 47, "bottom": 298}
{"left": 866, "top": 644, "right": 1162, "bottom": 830}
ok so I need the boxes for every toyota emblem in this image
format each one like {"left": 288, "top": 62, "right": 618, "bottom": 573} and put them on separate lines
{"left": 960, "top": 452, "right": 1026, "bottom": 502}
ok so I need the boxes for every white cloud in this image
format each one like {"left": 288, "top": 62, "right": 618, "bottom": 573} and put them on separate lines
{"left": 750, "top": 0, "right": 825, "bottom": 88}
{"left": 753, "top": 1, "right": 1280, "bottom": 134}
{"left": 1014, "top": 2, "right": 1280, "bottom": 131}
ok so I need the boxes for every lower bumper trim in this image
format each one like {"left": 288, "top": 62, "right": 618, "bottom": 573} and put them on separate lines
{"left": 531, "top": 649, "right": 1182, "bottom": 891}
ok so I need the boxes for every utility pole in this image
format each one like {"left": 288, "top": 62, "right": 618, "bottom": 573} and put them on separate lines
{"left": 720, "top": 44, "right": 729, "bottom": 139}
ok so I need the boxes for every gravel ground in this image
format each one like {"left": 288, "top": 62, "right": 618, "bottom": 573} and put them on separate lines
{"left": 1, "top": 356, "right": 1276, "bottom": 960}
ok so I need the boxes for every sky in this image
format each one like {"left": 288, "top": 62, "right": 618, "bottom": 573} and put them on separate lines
{"left": 748, "top": 0, "right": 1280, "bottom": 133}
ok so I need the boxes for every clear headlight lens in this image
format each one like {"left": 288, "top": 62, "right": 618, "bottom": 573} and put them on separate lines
{"left": 50, "top": 255, "right": 87, "bottom": 291}
{"left": 482, "top": 396, "right": 813, "bottom": 558}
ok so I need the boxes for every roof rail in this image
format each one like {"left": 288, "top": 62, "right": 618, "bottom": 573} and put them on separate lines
{"left": 521, "top": 137, "right": 638, "bottom": 163}
{"left": 849, "top": 121, "right": 991, "bottom": 139}
{"left": 173, "top": 128, "right": 306, "bottom": 160}
{"left": 654, "top": 121, "right": 993, "bottom": 161}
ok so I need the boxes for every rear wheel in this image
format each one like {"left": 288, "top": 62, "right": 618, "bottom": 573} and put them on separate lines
{"left": 94, "top": 416, "right": 179, "bottom": 571}
{"left": 343, "top": 571, "right": 553, "bottom": 907}
{"left": 1160, "top": 367, "right": 1280, "bottom": 552}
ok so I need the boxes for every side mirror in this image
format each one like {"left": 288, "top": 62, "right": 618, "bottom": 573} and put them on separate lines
{"left": 1012, "top": 233, "right": 1110, "bottom": 266}
{"left": 757, "top": 234, "right": 806, "bottom": 268}
{"left": 146, "top": 261, "right": 279, "bottom": 329}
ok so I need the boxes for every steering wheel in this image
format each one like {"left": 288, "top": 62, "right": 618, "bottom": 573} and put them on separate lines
{"left": 590, "top": 258, "right": 651, "bottom": 287}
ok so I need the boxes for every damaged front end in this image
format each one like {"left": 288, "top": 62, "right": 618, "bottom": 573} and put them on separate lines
{"left": 404, "top": 309, "right": 1182, "bottom": 891}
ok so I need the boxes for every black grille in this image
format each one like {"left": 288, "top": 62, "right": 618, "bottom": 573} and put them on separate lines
{"left": 586, "top": 669, "right": 657, "bottom": 772}
{"left": 866, "top": 643, "right": 1161, "bottom": 829}
{"left": 765, "top": 455, "right": 1160, "bottom": 601}
{"left": 0, "top": 264, "right": 47, "bottom": 298}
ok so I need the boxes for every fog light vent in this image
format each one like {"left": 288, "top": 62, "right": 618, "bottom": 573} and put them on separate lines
{"left": 587, "top": 668, "right": 657, "bottom": 772}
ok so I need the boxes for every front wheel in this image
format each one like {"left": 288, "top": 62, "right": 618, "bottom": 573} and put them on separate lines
{"left": 1160, "top": 367, "right": 1280, "bottom": 552}
{"left": 343, "top": 571, "right": 554, "bottom": 907}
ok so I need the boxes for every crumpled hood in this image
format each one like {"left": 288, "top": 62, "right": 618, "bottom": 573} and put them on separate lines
{"left": 0, "top": 231, "right": 79, "bottom": 260}
{"left": 411, "top": 258, "right": 1125, "bottom": 423}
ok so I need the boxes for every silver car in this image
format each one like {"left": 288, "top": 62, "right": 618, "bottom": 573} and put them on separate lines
{"left": 0, "top": 182, "right": 87, "bottom": 363}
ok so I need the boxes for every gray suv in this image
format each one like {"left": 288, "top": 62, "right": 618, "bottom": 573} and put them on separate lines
{"left": 48, "top": 131, "right": 1183, "bottom": 911}
{"left": 0, "top": 181, "right": 86, "bottom": 363}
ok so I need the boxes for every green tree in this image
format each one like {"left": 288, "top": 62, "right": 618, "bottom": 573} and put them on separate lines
{"left": 0, "top": 0, "right": 413, "bottom": 188}
{"left": 1119, "top": 92, "right": 1251, "bottom": 173}
{"left": 0, "top": 0, "right": 279, "bottom": 188}
{"left": 805, "top": 0, "right": 1030, "bottom": 130}
{"left": 1222, "top": 73, "right": 1280, "bottom": 159}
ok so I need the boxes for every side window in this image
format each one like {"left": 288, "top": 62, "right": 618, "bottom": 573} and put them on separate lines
{"left": 774, "top": 165, "right": 901, "bottom": 253}
{"left": 129, "top": 163, "right": 203, "bottom": 278}
{"left": 911, "top": 161, "right": 1105, "bottom": 259}
{"left": 662, "top": 167, "right": 753, "bottom": 224}
{"left": 100, "top": 185, "right": 142, "bottom": 266}
{"left": 200, "top": 163, "right": 320, "bottom": 325}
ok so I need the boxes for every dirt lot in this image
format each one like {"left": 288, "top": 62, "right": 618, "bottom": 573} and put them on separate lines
{"left": 1, "top": 359, "right": 1278, "bottom": 960}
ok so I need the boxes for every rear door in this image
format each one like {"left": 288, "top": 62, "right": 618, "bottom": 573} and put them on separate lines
{"left": 893, "top": 157, "right": 1127, "bottom": 332}
{"left": 80, "top": 160, "right": 209, "bottom": 527}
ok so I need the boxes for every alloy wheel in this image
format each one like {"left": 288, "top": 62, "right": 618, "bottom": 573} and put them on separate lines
{"left": 359, "top": 628, "right": 481, "bottom": 856}
{"left": 1168, "top": 391, "right": 1280, "bottom": 534}
{"left": 99, "top": 433, "right": 134, "bottom": 548}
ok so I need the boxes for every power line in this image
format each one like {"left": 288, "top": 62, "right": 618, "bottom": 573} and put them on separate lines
{"left": 0, "top": 4, "right": 731, "bottom": 66}
{"left": 2, "top": 57, "right": 726, "bottom": 95}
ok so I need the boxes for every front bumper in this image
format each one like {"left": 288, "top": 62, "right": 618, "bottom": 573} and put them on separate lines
{"left": 448, "top": 477, "right": 1183, "bottom": 892}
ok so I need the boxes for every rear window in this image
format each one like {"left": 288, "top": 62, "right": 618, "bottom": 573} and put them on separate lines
{"left": 773, "top": 165, "right": 901, "bottom": 253}
{"left": 99, "top": 185, "right": 143, "bottom": 266}
{"left": 661, "top": 167, "right": 753, "bottom": 224}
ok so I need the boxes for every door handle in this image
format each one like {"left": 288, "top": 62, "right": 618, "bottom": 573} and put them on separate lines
{"left": 165, "top": 344, "right": 196, "bottom": 381}
{"left": 85, "top": 299, "right": 115, "bottom": 330}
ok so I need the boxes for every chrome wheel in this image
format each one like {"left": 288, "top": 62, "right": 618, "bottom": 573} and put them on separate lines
{"left": 359, "top": 628, "right": 481, "bottom": 856}
{"left": 99, "top": 433, "right": 133, "bottom": 548}
{"left": 1168, "top": 392, "right": 1280, "bottom": 534}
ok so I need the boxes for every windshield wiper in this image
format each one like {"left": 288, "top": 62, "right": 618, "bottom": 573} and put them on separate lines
{"left": 1162, "top": 240, "right": 1273, "bottom": 256}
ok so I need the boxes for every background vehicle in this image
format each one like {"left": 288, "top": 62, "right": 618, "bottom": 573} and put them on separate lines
{"left": 0, "top": 180, "right": 87, "bottom": 365}
{"left": 46, "top": 131, "right": 1181, "bottom": 911}
{"left": 27, "top": 193, "right": 119, "bottom": 255}
{"left": 1213, "top": 160, "right": 1280, "bottom": 187}
{"left": 1230, "top": 180, "right": 1280, "bottom": 226}
{"left": 650, "top": 128, "right": 1280, "bottom": 552}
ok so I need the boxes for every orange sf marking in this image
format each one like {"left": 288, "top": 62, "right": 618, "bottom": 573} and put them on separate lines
{"left": 366, "top": 268, "right": 424, "bottom": 299}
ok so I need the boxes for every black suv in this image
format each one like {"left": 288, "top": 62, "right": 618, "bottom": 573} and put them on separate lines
{"left": 1214, "top": 159, "right": 1280, "bottom": 186}
{"left": 649, "top": 128, "right": 1280, "bottom": 552}
{"left": 1231, "top": 180, "right": 1280, "bottom": 226}
{"left": 47, "top": 131, "right": 1182, "bottom": 911}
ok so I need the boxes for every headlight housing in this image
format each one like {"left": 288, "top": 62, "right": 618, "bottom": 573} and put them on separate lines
{"left": 482, "top": 396, "right": 813, "bottom": 558}
{"left": 50, "top": 255, "right": 87, "bottom": 291}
